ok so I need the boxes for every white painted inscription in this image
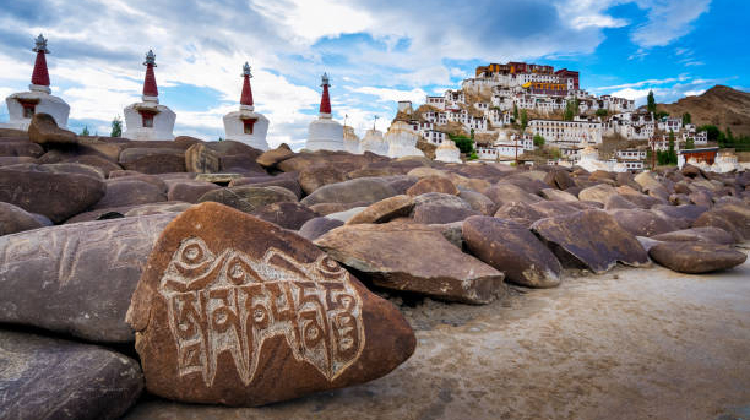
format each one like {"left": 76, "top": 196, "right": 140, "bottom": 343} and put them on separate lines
{"left": 158, "top": 237, "right": 365, "bottom": 387}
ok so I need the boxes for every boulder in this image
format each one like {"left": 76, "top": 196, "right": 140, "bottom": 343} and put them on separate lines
{"left": 494, "top": 201, "right": 547, "bottom": 226}
{"left": 483, "top": 184, "right": 542, "bottom": 207}
{"left": 315, "top": 223, "right": 506, "bottom": 304}
{"left": 347, "top": 195, "right": 415, "bottom": 225}
{"left": 126, "top": 202, "right": 415, "bottom": 406}
{"left": 649, "top": 242, "right": 747, "bottom": 274}
{"left": 463, "top": 216, "right": 562, "bottom": 288}
{"left": 27, "top": 113, "right": 76, "bottom": 144}
{"left": 120, "top": 149, "right": 187, "bottom": 174}
{"left": 540, "top": 188, "right": 578, "bottom": 202}
{"left": 634, "top": 171, "right": 661, "bottom": 191}
{"left": 692, "top": 205, "right": 750, "bottom": 241}
{"left": 298, "top": 167, "right": 348, "bottom": 195}
{"left": 413, "top": 204, "right": 479, "bottom": 224}
{"left": 301, "top": 177, "right": 397, "bottom": 206}
{"left": 198, "top": 185, "right": 297, "bottom": 214}
{"left": 0, "top": 168, "right": 105, "bottom": 223}
{"left": 531, "top": 209, "right": 649, "bottom": 273}
{"left": 185, "top": 143, "right": 221, "bottom": 173}
{"left": 309, "top": 201, "right": 373, "bottom": 216}
{"left": 458, "top": 190, "right": 496, "bottom": 215}
{"left": 606, "top": 208, "right": 679, "bottom": 237}
{"left": 406, "top": 176, "right": 458, "bottom": 196}
{"left": 0, "top": 141, "right": 44, "bottom": 158}
{"left": 123, "top": 202, "right": 192, "bottom": 217}
{"left": 0, "top": 202, "right": 47, "bottom": 236}
{"left": 603, "top": 194, "right": 638, "bottom": 210}
{"left": 256, "top": 143, "right": 294, "bottom": 168}
{"left": 650, "top": 227, "right": 736, "bottom": 245}
{"left": 299, "top": 217, "right": 344, "bottom": 241}
{"left": 652, "top": 205, "right": 708, "bottom": 229}
{"left": 251, "top": 202, "right": 320, "bottom": 230}
{"left": 543, "top": 169, "right": 575, "bottom": 190}
{"left": 325, "top": 207, "right": 368, "bottom": 223}
{"left": 578, "top": 184, "right": 618, "bottom": 205}
{"left": 229, "top": 173, "right": 302, "bottom": 198}
{"left": 0, "top": 330, "right": 143, "bottom": 420}
{"left": 167, "top": 180, "right": 221, "bottom": 203}
{"left": 61, "top": 155, "right": 122, "bottom": 176}
{"left": 0, "top": 214, "right": 175, "bottom": 342}
{"left": 93, "top": 179, "right": 167, "bottom": 210}
{"left": 622, "top": 193, "right": 664, "bottom": 209}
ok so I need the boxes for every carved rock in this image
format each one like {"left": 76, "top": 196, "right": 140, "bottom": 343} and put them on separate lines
{"left": 0, "top": 330, "right": 143, "bottom": 420}
{"left": 531, "top": 209, "right": 649, "bottom": 273}
{"left": 299, "top": 167, "right": 349, "bottom": 195}
{"left": 315, "top": 223, "right": 506, "bottom": 304}
{"left": 167, "top": 180, "right": 221, "bottom": 203}
{"left": 299, "top": 217, "right": 344, "bottom": 241}
{"left": 463, "top": 216, "right": 562, "bottom": 288}
{"left": 649, "top": 242, "right": 747, "bottom": 274}
{"left": 0, "top": 168, "right": 105, "bottom": 223}
{"left": 127, "top": 202, "right": 415, "bottom": 405}
{"left": 198, "top": 185, "right": 298, "bottom": 214}
{"left": 406, "top": 176, "right": 458, "bottom": 197}
{"left": 251, "top": 202, "right": 320, "bottom": 230}
{"left": 0, "top": 214, "right": 175, "bottom": 341}
{"left": 94, "top": 179, "right": 167, "bottom": 210}
{"left": 185, "top": 143, "right": 221, "bottom": 173}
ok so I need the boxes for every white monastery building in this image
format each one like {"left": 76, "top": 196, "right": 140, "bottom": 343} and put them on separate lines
{"left": 1, "top": 34, "right": 70, "bottom": 131}
{"left": 222, "top": 62, "right": 269, "bottom": 150}
{"left": 123, "top": 50, "right": 176, "bottom": 141}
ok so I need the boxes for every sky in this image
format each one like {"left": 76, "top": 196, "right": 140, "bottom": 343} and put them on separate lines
{"left": 0, "top": 0, "right": 747, "bottom": 149}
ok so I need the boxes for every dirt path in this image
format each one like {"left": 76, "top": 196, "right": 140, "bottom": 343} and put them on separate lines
{"left": 124, "top": 250, "right": 750, "bottom": 420}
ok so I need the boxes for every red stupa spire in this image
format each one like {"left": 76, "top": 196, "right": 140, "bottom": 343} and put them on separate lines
{"left": 319, "top": 73, "right": 331, "bottom": 115}
{"left": 31, "top": 34, "right": 50, "bottom": 86}
{"left": 240, "top": 61, "right": 253, "bottom": 106}
{"left": 142, "top": 50, "right": 158, "bottom": 98}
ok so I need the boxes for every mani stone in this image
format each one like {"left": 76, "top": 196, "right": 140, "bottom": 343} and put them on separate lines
{"left": 649, "top": 242, "right": 747, "bottom": 274}
{"left": 185, "top": 143, "right": 221, "bottom": 173}
{"left": 314, "top": 223, "right": 506, "bottom": 304}
{"left": 463, "top": 216, "right": 562, "bottom": 288}
{"left": 0, "top": 214, "right": 176, "bottom": 342}
{"left": 126, "top": 202, "right": 415, "bottom": 406}
{"left": 0, "top": 167, "right": 105, "bottom": 223}
{"left": 531, "top": 209, "right": 649, "bottom": 274}
{"left": 198, "top": 185, "right": 298, "bottom": 214}
{"left": 0, "top": 330, "right": 143, "bottom": 420}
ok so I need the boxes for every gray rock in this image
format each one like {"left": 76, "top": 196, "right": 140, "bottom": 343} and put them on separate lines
{"left": 301, "top": 177, "right": 398, "bottom": 206}
{"left": 649, "top": 242, "right": 747, "bottom": 274}
{"left": 298, "top": 217, "right": 344, "bottom": 241}
{"left": 198, "top": 185, "right": 297, "bottom": 214}
{"left": 0, "top": 202, "right": 46, "bottom": 236}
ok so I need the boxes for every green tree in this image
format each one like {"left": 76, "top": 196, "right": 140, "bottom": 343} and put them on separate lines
{"left": 596, "top": 109, "right": 608, "bottom": 117}
{"left": 667, "top": 130, "right": 677, "bottom": 165}
{"left": 682, "top": 112, "right": 691, "bottom": 125}
{"left": 513, "top": 103, "right": 518, "bottom": 121}
{"left": 684, "top": 138, "right": 695, "bottom": 149}
{"left": 655, "top": 110, "right": 670, "bottom": 120}
{"left": 470, "top": 128, "right": 475, "bottom": 140}
{"left": 80, "top": 126, "right": 89, "bottom": 136}
{"left": 218, "top": 137, "right": 224, "bottom": 142}
{"left": 647, "top": 90, "right": 656, "bottom": 114}
{"left": 564, "top": 99, "right": 578, "bottom": 121}
{"left": 449, "top": 134, "right": 474, "bottom": 154}
{"left": 533, "top": 135, "right": 545, "bottom": 148}
{"left": 697, "top": 125, "right": 723, "bottom": 142}
{"left": 520, "top": 109, "right": 528, "bottom": 131}
{"left": 110, "top": 116, "right": 122, "bottom": 137}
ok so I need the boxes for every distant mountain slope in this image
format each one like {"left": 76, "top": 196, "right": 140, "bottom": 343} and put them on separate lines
{"left": 656, "top": 85, "right": 750, "bottom": 136}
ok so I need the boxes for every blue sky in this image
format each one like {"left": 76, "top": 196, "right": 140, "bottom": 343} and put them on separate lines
{"left": 0, "top": 0, "right": 746, "bottom": 149}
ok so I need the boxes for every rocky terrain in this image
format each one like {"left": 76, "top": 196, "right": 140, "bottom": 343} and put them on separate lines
{"left": 656, "top": 85, "right": 750, "bottom": 137}
{"left": 0, "top": 113, "right": 748, "bottom": 419}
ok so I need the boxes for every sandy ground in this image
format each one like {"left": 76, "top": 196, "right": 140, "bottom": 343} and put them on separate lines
{"left": 123, "top": 248, "right": 750, "bottom": 420}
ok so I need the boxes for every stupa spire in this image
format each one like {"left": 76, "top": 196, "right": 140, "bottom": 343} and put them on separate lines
{"left": 319, "top": 73, "right": 331, "bottom": 117}
{"left": 240, "top": 61, "right": 254, "bottom": 108}
{"left": 31, "top": 34, "right": 50, "bottom": 88}
{"left": 142, "top": 50, "right": 158, "bottom": 100}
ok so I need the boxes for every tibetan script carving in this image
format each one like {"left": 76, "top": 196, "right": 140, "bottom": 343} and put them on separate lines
{"left": 158, "top": 236, "right": 365, "bottom": 387}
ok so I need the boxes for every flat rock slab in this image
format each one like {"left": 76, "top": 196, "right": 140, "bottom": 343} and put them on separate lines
{"left": 606, "top": 208, "right": 679, "bottom": 237}
{"left": 199, "top": 185, "right": 297, "bottom": 214}
{"left": 251, "top": 201, "right": 320, "bottom": 230}
{"left": 298, "top": 217, "right": 344, "bottom": 241}
{"left": 0, "top": 214, "right": 176, "bottom": 342}
{"left": 126, "top": 202, "right": 415, "bottom": 406}
{"left": 650, "top": 227, "right": 735, "bottom": 245}
{"left": 0, "top": 167, "right": 105, "bottom": 223}
{"left": 649, "top": 242, "right": 747, "bottom": 273}
{"left": 301, "top": 177, "right": 397, "bottom": 206}
{"left": 315, "top": 223, "right": 506, "bottom": 304}
{"left": 531, "top": 209, "right": 649, "bottom": 274}
{"left": 406, "top": 176, "right": 458, "bottom": 196}
{"left": 347, "top": 195, "right": 415, "bottom": 225}
{"left": 0, "top": 330, "right": 143, "bottom": 420}
{"left": 463, "top": 216, "right": 562, "bottom": 288}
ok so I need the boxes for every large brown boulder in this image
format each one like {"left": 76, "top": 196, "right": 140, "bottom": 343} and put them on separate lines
{"left": 251, "top": 201, "right": 320, "bottom": 230}
{"left": 120, "top": 148, "right": 187, "bottom": 174}
{"left": 493, "top": 201, "right": 547, "bottom": 226}
{"left": 649, "top": 242, "right": 747, "bottom": 273}
{"left": 0, "top": 330, "right": 143, "bottom": 420}
{"left": 463, "top": 216, "right": 562, "bottom": 288}
{"left": 692, "top": 205, "right": 750, "bottom": 241}
{"left": 606, "top": 208, "right": 679, "bottom": 237}
{"left": 229, "top": 173, "right": 302, "bottom": 198}
{"left": 650, "top": 227, "right": 736, "bottom": 245}
{"left": 198, "top": 185, "right": 298, "bottom": 213}
{"left": 301, "top": 177, "right": 397, "bottom": 206}
{"left": 458, "top": 190, "right": 496, "bottom": 215}
{"left": 61, "top": 155, "right": 122, "bottom": 176}
{"left": 27, "top": 113, "right": 76, "bottom": 144}
{"left": 167, "top": 180, "right": 221, "bottom": 203}
{"left": 652, "top": 205, "right": 708, "bottom": 229}
{"left": 0, "top": 141, "right": 44, "bottom": 158}
{"left": 127, "top": 202, "right": 415, "bottom": 406}
{"left": 0, "top": 202, "right": 48, "bottom": 235}
{"left": 185, "top": 143, "right": 220, "bottom": 173}
{"left": 0, "top": 167, "right": 105, "bottom": 223}
{"left": 531, "top": 209, "right": 649, "bottom": 273}
{"left": 347, "top": 195, "right": 415, "bottom": 225}
{"left": 299, "top": 217, "right": 344, "bottom": 241}
{"left": 483, "top": 184, "right": 542, "bottom": 207}
{"left": 0, "top": 214, "right": 175, "bottom": 341}
{"left": 298, "top": 167, "right": 348, "bottom": 195}
{"left": 578, "top": 184, "right": 618, "bottom": 204}
{"left": 256, "top": 143, "right": 294, "bottom": 168}
{"left": 406, "top": 176, "right": 458, "bottom": 196}
{"left": 315, "top": 223, "right": 506, "bottom": 304}
{"left": 543, "top": 169, "right": 575, "bottom": 190}
{"left": 93, "top": 179, "right": 167, "bottom": 210}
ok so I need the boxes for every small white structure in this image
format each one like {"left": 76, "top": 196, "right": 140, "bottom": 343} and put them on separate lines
{"left": 384, "top": 121, "right": 425, "bottom": 159}
{"left": 123, "top": 50, "right": 175, "bottom": 141}
{"left": 1, "top": 34, "right": 70, "bottom": 130}
{"left": 343, "top": 125, "right": 360, "bottom": 154}
{"left": 222, "top": 62, "right": 269, "bottom": 150}
{"left": 577, "top": 147, "right": 626, "bottom": 172}
{"left": 397, "top": 100, "right": 413, "bottom": 115}
{"left": 306, "top": 73, "right": 344, "bottom": 151}
{"left": 435, "top": 140, "right": 461, "bottom": 163}
{"left": 359, "top": 129, "right": 387, "bottom": 155}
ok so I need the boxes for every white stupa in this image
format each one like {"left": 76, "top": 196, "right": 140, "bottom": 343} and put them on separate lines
{"left": 222, "top": 62, "right": 269, "bottom": 150}
{"left": 1, "top": 34, "right": 70, "bottom": 130}
{"left": 435, "top": 140, "right": 462, "bottom": 163}
{"left": 384, "top": 121, "right": 425, "bottom": 159}
{"left": 343, "top": 125, "right": 360, "bottom": 154}
{"left": 359, "top": 129, "right": 387, "bottom": 155}
{"left": 123, "top": 50, "right": 176, "bottom": 141}
{"left": 305, "top": 73, "right": 344, "bottom": 151}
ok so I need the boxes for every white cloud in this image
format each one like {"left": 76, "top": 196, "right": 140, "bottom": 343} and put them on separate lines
{"left": 630, "top": 0, "right": 711, "bottom": 48}
{"left": 349, "top": 86, "right": 426, "bottom": 104}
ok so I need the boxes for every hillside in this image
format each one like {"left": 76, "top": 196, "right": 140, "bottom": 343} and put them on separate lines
{"left": 656, "top": 85, "right": 750, "bottom": 136}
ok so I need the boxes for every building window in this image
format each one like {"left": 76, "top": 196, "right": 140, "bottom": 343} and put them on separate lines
{"left": 22, "top": 105, "right": 35, "bottom": 119}
{"left": 243, "top": 119, "right": 256, "bottom": 135}
{"left": 142, "top": 113, "right": 154, "bottom": 128}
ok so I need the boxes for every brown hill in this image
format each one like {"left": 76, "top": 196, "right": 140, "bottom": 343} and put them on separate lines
{"left": 655, "top": 85, "right": 750, "bottom": 136}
